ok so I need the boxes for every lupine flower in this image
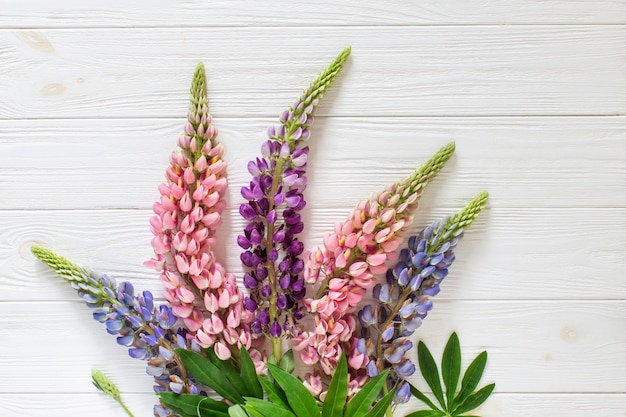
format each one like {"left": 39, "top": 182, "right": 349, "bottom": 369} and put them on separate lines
{"left": 30, "top": 246, "right": 198, "bottom": 416}
{"left": 293, "top": 142, "right": 456, "bottom": 378}
{"left": 239, "top": 47, "right": 351, "bottom": 361}
{"left": 357, "top": 191, "right": 489, "bottom": 402}
{"left": 147, "top": 63, "right": 252, "bottom": 360}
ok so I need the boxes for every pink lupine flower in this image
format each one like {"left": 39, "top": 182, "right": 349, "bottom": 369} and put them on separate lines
{"left": 147, "top": 63, "right": 252, "bottom": 360}
{"left": 294, "top": 142, "right": 456, "bottom": 381}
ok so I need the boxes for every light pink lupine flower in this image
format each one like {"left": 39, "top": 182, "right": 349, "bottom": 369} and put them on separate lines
{"left": 294, "top": 143, "right": 456, "bottom": 381}
{"left": 147, "top": 63, "right": 253, "bottom": 361}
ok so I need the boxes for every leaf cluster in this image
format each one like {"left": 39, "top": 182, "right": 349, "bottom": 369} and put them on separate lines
{"left": 159, "top": 349, "right": 394, "bottom": 417}
{"left": 407, "top": 333, "right": 495, "bottom": 417}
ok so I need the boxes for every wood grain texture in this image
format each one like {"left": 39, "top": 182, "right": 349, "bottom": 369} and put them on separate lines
{"left": 1, "top": 26, "right": 625, "bottom": 119}
{"left": 1, "top": 117, "right": 624, "bottom": 210}
{"left": 1, "top": 0, "right": 625, "bottom": 27}
{"left": 2, "top": 207, "right": 625, "bottom": 301}
{"left": 1, "top": 300, "right": 624, "bottom": 394}
{"left": 1, "top": 1, "right": 625, "bottom": 416}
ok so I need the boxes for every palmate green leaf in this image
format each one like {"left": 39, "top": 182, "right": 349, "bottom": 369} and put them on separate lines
{"left": 176, "top": 348, "right": 244, "bottom": 404}
{"left": 417, "top": 341, "right": 446, "bottom": 410}
{"left": 259, "top": 378, "right": 290, "bottom": 409}
{"left": 454, "top": 351, "right": 488, "bottom": 406}
{"left": 244, "top": 397, "right": 298, "bottom": 417}
{"left": 267, "top": 363, "right": 319, "bottom": 417}
{"left": 408, "top": 383, "right": 440, "bottom": 411}
{"left": 362, "top": 387, "right": 396, "bottom": 417}
{"left": 404, "top": 410, "right": 446, "bottom": 417}
{"left": 321, "top": 354, "right": 348, "bottom": 417}
{"left": 452, "top": 383, "right": 495, "bottom": 416}
{"left": 344, "top": 370, "right": 388, "bottom": 417}
{"left": 240, "top": 347, "right": 263, "bottom": 399}
{"left": 442, "top": 332, "right": 462, "bottom": 409}
{"left": 158, "top": 392, "right": 229, "bottom": 417}
{"left": 206, "top": 347, "right": 249, "bottom": 398}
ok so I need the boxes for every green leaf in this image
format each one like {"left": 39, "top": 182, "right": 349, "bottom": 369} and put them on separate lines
{"left": 176, "top": 349, "right": 244, "bottom": 404}
{"left": 321, "top": 354, "right": 348, "bottom": 417}
{"left": 453, "top": 384, "right": 495, "bottom": 415}
{"left": 344, "top": 371, "right": 388, "bottom": 417}
{"left": 404, "top": 411, "right": 446, "bottom": 417}
{"left": 259, "top": 378, "right": 290, "bottom": 409}
{"left": 229, "top": 405, "right": 250, "bottom": 417}
{"left": 206, "top": 347, "right": 249, "bottom": 398}
{"left": 454, "top": 351, "right": 487, "bottom": 406}
{"left": 244, "top": 398, "right": 297, "bottom": 417}
{"left": 442, "top": 332, "right": 461, "bottom": 409}
{"left": 267, "top": 364, "right": 319, "bottom": 417}
{"left": 362, "top": 388, "right": 396, "bottom": 417}
{"left": 240, "top": 347, "right": 263, "bottom": 399}
{"left": 279, "top": 349, "right": 295, "bottom": 373}
{"left": 417, "top": 341, "right": 446, "bottom": 410}
{"left": 158, "top": 392, "right": 230, "bottom": 417}
{"left": 408, "top": 383, "right": 440, "bottom": 411}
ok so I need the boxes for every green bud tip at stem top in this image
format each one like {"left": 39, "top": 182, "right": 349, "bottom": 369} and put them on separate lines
{"left": 92, "top": 369, "right": 135, "bottom": 417}
{"left": 31, "top": 246, "right": 89, "bottom": 283}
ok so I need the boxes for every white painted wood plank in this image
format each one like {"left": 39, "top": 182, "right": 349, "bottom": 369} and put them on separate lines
{"left": 0, "top": 300, "right": 623, "bottom": 394}
{"left": 1, "top": 393, "right": 624, "bottom": 417}
{"left": 3, "top": 207, "right": 625, "bottom": 301}
{"left": 1, "top": 0, "right": 625, "bottom": 27}
{"left": 0, "top": 117, "right": 623, "bottom": 210}
{"left": 2, "top": 26, "right": 625, "bottom": 119}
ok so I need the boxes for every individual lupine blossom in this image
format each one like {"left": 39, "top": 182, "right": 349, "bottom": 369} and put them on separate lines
{"left": 357, "top": 191, "right": 489, "bottom": 403}
{"left": 292, "top": 142, "right": 456, "bottom": 387}
{"left": 147, "top": 63, "right": 252, "bottom": 361}
{"left": 239, "top": 47, "right": 351, "bottom": 361}
{"left": 30, "top": 246, "right": 199, "bottom": 416}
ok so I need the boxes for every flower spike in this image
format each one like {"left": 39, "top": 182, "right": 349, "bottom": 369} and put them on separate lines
{"left": 239, "top": 47, "right": 351, "bottom": 362}
{"left": 360, "top": 191, "right": 489, "bottom": 400}
{"left": 292, "top": 143, "right": 455, "bottom": 389}
{"left": 31, "top": 246, "right": 199, "bottom": 416}
{"left": 147, "top": 63, "right": 253, "bottom": 361}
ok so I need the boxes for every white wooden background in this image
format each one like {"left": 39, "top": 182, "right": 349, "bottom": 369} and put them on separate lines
{"left": 1, "top": 1, "right": 625, "bottom": 416}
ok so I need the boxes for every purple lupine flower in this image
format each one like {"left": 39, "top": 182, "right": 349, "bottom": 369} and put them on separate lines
{"left": 355, "top": 192, "right": 489, "bottom": 398}
{"left": 30, "top": 247, "right": 201, "bottom": 416}
{"left": 238, "top": 47, "right": 351, "bottom": 361}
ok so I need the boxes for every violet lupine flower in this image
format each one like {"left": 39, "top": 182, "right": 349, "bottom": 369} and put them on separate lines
{"left": 30, "top": 246, "right": 199, "bottom": 416}
{"left": 292, "top": 142, "right": 456, "bottom": 380}
{"left": 239, "top": 47, "right": 351, "bottom": 360}
{"left": 357, "top": 191, "right": 489, "bottom": 403}
{"left": 147, "top": 63, "right": 253, "bottom": 360}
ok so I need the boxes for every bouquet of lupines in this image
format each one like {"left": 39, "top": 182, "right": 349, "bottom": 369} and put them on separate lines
{"left": 32, "top": 47, "right": 494, "bottom": 417}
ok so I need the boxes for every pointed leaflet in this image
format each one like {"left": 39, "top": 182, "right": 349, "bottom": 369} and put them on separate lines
{"left": 417, "top": 341, "right": 446, "bottom": 410}
{"left": 259, "top": 378, "right": 290, "bottom": 409}
{"left": 229, "top": 405, "right": 249, "bottom": 417}
{"left": 279, "top": 349, "right": 295, "bottom": 374}
{"left": 453, "top": 383, "right": 495, "bottom": 416}
{"left": 344, "top": 371, "right": 388, "bottom": 417}
{"left": 240, "top": 347, "right": 264, "bottom": 399}
{"left": 409, "top": 383, "right": 440, "bottom": 411}
{"left": 404, "top": 411, "right": 446, "bottom": 417}
{"left": 442, "top": 332, "right": 461, "bottom": 409}
{"left": 158, "top": 393, "right": 230, "bottom": 417}
{"left": 454, "top": 351, "right": 488, "bottom": 406}
{"left": 321, "top": 354, "right": 348, "bottom": 417}
{"left": 176, "top": 349, "right": 244, "bottom": 404}
{"left": 266, "top": 364, "right": 319, "bottom": 417}
{"left": 206, "top": 347, "right": 249, "bottom": 398}
{"left": 244, "top": 398, "right": 298, "bottom": 417}
{"left": 362, "top": 388, "right": 396, "bottom": 417}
